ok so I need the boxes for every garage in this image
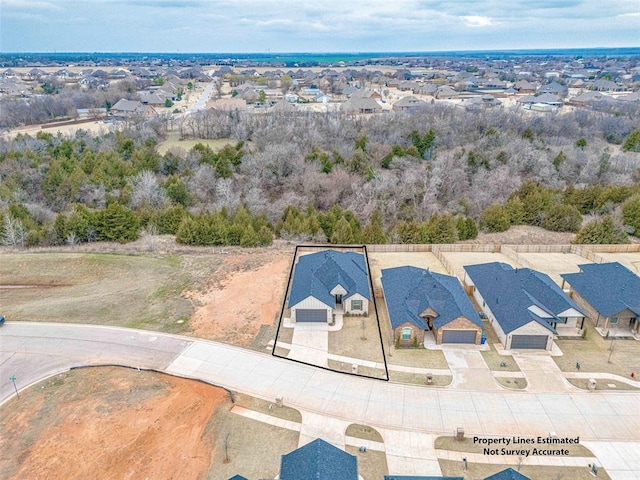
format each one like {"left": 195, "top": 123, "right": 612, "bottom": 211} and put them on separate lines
{"left": 441, "top": 329, "right": 477, "bottom": 344}
{"left": 295, "top": 309, "right": 328, "bottom": 322}
{"left": 510, "top": 334, "right": 549, "bottom": 349}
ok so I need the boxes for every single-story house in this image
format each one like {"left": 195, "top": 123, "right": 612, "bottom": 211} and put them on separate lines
{"left": 464, "top": 263, "right": 585, "bottom": 350}
{"left": 393, "top": 95, "right": 427, "bottom": 112}
{"left": 561, "top": 262, "right": 640, "bottom": 336}
{"left": 288, "top": 250, "right": 370, "bottom": 323}
{"left": 382, "top": 266, "right": 483, "bottom": 347}
{"left": 341, "top": 97, "right": 383, "bottom": 114}
{"left": 109, "top": 98, "right": 157, "bottom": 120}
{"left": 484, "top": 468, "right": 531, "bottom": 480}
{"left": 384, "top": 468, "right": 529, "bottom": 480}
{"left": 280, "top": 438, "right": 358, "bottom": 480}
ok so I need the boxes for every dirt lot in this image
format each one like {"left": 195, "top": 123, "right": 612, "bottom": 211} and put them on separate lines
{"left": 517, "top": 252, "right": 586, "bottom": 285}
{"left": 187, "top": 249, "right": 293, "bottom": 347}
{"left": 0, "top": 243, "right": 294, "bottom": 347}
{"left": 368, "top": 251, "right": 448, "bottom": 289}
{"left": 466, "top": 225, "right": 575, "bottom": 245}
{"left": 0, "top": 367, "right": 227, "bottom": 480}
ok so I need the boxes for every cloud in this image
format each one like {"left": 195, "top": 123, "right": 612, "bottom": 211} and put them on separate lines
{"left": 2, "top": 0, "right": 62, "bottom": 9}
{"left": 460, "top": 16, "right": 496, "bottom": 27}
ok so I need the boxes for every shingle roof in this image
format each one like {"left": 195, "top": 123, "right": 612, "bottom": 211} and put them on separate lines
{"left": 483, "top": 467, "right": 532, "bottom": 480}
{"left": 280, "top": 438, "right": 358, "bottom": 480}
{"left": 464, "top": 263, "right": 583, "bottom": 334}
{"left": 289, "top": 250, "right": 370, "bottom": 308}
{"left": 227, "top": 476, "right": 248, "bottom": 480}
{"left": 382, "top": 266, "right": 482, "bottom": 331}
{"left": 560, "top": 262, "right": 640, "bottom": 317}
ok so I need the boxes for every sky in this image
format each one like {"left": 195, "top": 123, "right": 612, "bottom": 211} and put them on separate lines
{"left": 1, "top": 0, "right": 639, "bottom": 53}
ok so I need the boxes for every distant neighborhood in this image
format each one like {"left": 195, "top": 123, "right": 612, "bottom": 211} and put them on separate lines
{"left": 1, "top": 52, "right": 639, "bottom": 129}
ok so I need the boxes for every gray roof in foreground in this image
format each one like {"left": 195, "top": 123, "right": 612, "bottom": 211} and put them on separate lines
{"left": 280, "top": 438, "right": 358, "bottom": 480}
{"left": 561, "top": 262, "right": 640, "bottom": 317}
{"left": 382, "top": 266, "right": 482, "bottom": 331}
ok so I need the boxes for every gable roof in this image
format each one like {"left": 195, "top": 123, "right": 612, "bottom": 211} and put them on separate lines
{"left": 227, "top": 476, "right": 249, "bottom": 480}
{"left": 289, "top": 250, "right": 370, "bottom": 308}
{"left": 111, "top": 98, "right": 142, "bottom": 112}
{"left": 561, "top": 262, "right": 640, "bottom": 317}
{"left": 464, "top": 263, "right": 583, "bottom": 334}
{"left": 382, "top": 266, "right": 482, "bottom": 331}
{"left": 483, "top": 467, "right": 531, "bottom": 480}
{"left": 280, "top": 438, "right": 358, "bottom": 480}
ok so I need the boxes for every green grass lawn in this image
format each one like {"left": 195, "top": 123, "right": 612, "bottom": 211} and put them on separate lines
{"left": 0, "top": 252, "right": 222, "bottom": 334}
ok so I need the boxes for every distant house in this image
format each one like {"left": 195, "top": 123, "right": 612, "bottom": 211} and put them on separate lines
{"left": 109, "top": 98, "right": 157, "bottom": 120}
{"left": 280, "top": 439, "right": 358, "bottom": 480}
{"left": 288, "top": 250, "right": 370, "bottom": 323}
{"left": 341, "top": 97, "right": 382, "bottom": 114}
{"left": 561, "top": 262, "right": 640, "bottom": 336}
{"left": 434, "top": 85, "right": 459, "bottom": 99}
{"left": 382, "top": 266, "right": 483, "bottom": 347}
{"left": 537, "top": 81, "right": 567, "bottom": 97}
{"left": 464, "top": 263, "right": 585, "bottom": 350}
{"left": 393, "top": 95, "right": 427, "bottom": 112}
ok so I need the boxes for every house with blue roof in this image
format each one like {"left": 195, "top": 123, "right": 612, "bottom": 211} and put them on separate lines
{"left": 384, "top": 476, "right": 463, "bottom": 480}
{"left": 381, "top": 266, "right": 483, "bottom": 346}
{"left": 288, "top": 250, "right": 371, "bottom": 323}
{"left": 464, "top": 263, "right": 585, "bottom": 350}
{"left": 561, "top": 262, "right": 640, "bottom": 336}
{"left": 279, "top": 438, "right": 358, "bottom": 480}
{"left": 484, "top": 468, "right": 531, "bottom": 480}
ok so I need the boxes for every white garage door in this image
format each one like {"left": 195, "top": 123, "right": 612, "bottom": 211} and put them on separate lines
{"left": 296, "top": 309, "right": 327, "bottom": 322}
{"left": 511, "top": 335, "right": 548, "bottom": 349}
{"left": 441, "top": 330, "right": 477, "bottom": 344}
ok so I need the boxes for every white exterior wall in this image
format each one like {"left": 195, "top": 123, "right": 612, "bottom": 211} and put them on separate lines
{"left": 290, "top": 296, "right": 332, "bottom": 322}
{"left": 345, "top": 293, "right": 369, "bottom": 314}
{"left": 469, "top": 284, "right": 507, "bottom": 346}
{"left": 507, "top": 321, "right": 553, "bottom": 350}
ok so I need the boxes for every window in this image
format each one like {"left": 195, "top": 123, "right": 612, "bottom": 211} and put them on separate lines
{"left": 351, "top": 299, "right": 363, "bottom": 311}
{"left": 610, "top": 317, "right": 618, "bottom": 324}
{"left": 401, "top": 327, "right": 412, "bottom": 340}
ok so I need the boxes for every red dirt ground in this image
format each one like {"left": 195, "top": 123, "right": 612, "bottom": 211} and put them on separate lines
{"left": 1, "top": 368, "right": 227, "bottom": 480}
{"left": 187, "top": 250, "right": 292, "bottom": 345}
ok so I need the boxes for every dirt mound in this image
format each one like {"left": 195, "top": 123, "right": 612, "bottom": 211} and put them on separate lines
{"left": 463, "top": 225, "right": 575, "bottom": 245}
{"left": 1, "top": 367, "right": 228, "bottom": 480}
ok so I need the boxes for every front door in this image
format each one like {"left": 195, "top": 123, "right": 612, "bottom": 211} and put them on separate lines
{"left": 335, "top": 294, "right": 343, "bottom": 305}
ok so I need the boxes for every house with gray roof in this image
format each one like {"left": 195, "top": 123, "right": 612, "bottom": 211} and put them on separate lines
{"left": 288, "top": 250, "right": 370, "bottom": 323}
{"left": 279, "top": 438, "right": 358, "bottom": 480}
{"left": 464, "top": 263, "right": 585, "bottom": 350}
{"left": 393, "top": 95, "right": 427, "bottom": 112}
{"left": 382, "top": 266, "right": 483, "bottom": 346}
{"left": 561, "top": 262, "right": 640, "bottom": 337}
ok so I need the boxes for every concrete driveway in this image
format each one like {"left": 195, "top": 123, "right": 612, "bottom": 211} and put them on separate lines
{"left": 288, "top": 323, "right": 328, "bottom": 367}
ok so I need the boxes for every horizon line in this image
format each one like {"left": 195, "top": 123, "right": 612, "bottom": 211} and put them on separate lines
{"left": 2, "top": 46, "right": 639, "bottom": 56}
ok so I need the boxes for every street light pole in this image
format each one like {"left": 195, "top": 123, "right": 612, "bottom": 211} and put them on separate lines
{"left": 9, "top": 375, "right": 19, "bottom": 398}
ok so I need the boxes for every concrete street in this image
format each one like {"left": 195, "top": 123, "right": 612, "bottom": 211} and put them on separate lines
{"left": 2, "top": 322, "right": 640, "bottom": 477}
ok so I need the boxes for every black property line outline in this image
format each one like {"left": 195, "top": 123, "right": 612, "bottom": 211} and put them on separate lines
{"left": 271, "top": 244, "right": 390, "bottom": 382}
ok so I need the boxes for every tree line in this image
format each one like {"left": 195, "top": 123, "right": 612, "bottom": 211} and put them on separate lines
{"left": 1, "top": 102, "right": 639, "bottom": 247}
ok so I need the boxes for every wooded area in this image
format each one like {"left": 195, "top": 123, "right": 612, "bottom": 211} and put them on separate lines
{"left": 1, "top": 103, "right": 639, "bottom": 247}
